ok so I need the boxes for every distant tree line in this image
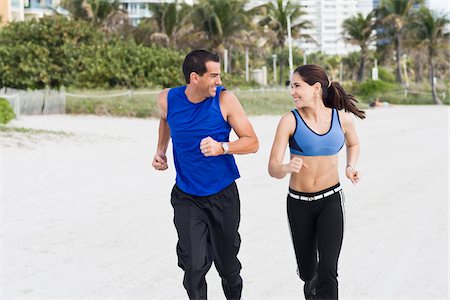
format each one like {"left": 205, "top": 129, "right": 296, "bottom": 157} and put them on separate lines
{"left": 0, "top": 0, "right": 448, "bottom": 103}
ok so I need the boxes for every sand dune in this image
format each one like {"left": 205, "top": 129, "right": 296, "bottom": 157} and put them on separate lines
{"left": 2, "top": 106, "right": 448, "bottom": 300}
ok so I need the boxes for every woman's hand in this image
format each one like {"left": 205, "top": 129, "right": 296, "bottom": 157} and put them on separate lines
{"left": 346, "top": 165, "right": 360, "bottom": 184}
{"left": 282, "top": 157, "right": 309, "bottom": 174}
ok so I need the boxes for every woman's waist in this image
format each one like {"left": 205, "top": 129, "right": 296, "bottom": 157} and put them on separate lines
{"left": 289, "top": 170, "right": 340, "bottom": 193}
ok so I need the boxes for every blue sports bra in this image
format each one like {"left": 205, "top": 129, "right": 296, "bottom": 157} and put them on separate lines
{"left": 289, "top": 108, "right": 345, "bottom": 156}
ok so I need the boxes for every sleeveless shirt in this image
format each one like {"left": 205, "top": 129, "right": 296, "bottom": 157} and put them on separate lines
{"left": 167, "top": 85, "right": 240, "bottom": 196}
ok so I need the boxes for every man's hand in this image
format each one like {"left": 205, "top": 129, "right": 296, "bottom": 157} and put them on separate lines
{"left": 152, "top": 153, "right": 168, "bottom": 170}
{"left": 200, "top": 136, "right": 223, "bottom": 157}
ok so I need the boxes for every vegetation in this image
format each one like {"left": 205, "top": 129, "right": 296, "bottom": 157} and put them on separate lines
{"left": 342, "top": 12, "right": 375, "bottom": 81}
{"left": 256, "top": 0, "right": 312, "bottom": 84}
{"left": 0, "top": 125, "right": 69, "bottom": 135}
{"left": 406, "top": 7, "right": 449, "bottom": 104}
{"left": 0, "top": 17, "right": 185, "bottom": 89}
{"left": 0, "top": 98, "right": 15, "bottom": 124}
{"left": 62, "top": 84, "right": 450, "bottom": 119}
{"left": 376, "top": 0, "right": 422, "bottom": 84}
{"left": 0, "top": 0, "right": 448, "bottom": 113}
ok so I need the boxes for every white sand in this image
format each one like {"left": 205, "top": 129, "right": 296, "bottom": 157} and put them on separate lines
{"left": 1, "top": 106, "right": 449, "bottom": 300}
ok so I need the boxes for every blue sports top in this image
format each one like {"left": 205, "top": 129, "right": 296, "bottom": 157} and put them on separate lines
{"left": 166, "top": 85, "right": 240, "bottom": 196}
{"left": 289, "top": 108, "right": 345, "bottom": 156}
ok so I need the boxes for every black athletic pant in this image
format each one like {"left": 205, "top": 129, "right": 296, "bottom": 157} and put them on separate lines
{"left": 287, "top": 183, "right": 345, "bottom": 300}
{"left": 171, "top": 182, "right": 242, "bottom": 300}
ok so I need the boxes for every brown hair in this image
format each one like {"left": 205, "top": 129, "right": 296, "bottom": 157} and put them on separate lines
{"left": 294, "top": 64, "right": 365, "bottom": 119}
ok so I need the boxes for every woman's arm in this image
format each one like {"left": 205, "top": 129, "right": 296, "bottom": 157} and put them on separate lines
{"left": 341, "top": 111, "right": 361, "bottom": 184}
{"left": 268, "top": 113, "right": 308, "bottom": 179}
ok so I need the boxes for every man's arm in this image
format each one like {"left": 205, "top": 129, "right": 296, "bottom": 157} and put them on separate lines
{"left": 199, "top": 90, "right": 258, "bottom": 157}
{"left": 221, "top": 91, "right": 259, "bottom": 154}
{"left": 152, "top": 89, "right": 170, "bottom": 170}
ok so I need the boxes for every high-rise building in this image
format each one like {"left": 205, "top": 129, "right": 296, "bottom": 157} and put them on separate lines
{"left": 297, "top": 0, "right": 368, "bottom": 55}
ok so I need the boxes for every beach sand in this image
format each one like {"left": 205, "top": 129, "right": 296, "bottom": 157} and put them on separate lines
{"left": 2, "top": 106, "right": 449, "bottom": 300}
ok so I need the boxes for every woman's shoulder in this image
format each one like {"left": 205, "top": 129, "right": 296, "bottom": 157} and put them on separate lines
{"left": 281, "top": 110, "right": 296, "bottom": 122}
{"left": 337, "top": 109, "right": 355, "bottom": 133}
{"left": 276, "top": 111, "right": 296, "bottom": 133}
{"left": 337, "top": 109, "right": 353, "bottom": 122}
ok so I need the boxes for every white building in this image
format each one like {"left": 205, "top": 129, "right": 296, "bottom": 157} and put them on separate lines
{"left": 1, "top": 0, "right": 63, "bottom": 25}
{"left": 118, "top": 0, "right": 193, "bottom": 26}
{"left": 297, "top": 0, "right": 373, "bottom": 55}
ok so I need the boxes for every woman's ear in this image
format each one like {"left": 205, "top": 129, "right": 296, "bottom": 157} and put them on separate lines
{"left": 314, "top": 82, "right": 322, "bottom": 94}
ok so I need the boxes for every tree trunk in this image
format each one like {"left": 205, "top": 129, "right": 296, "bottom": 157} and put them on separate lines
{"left": 279, "top": 62, "right": 284, "bottom": 85}
{"left": 414, "top": 53, "right": 423, "bottom": 83}
{"left": 357, "top": 50, "right": 365, "bottom": 82}
{"left": 429, "top": 57, "right": 442, "bottom": 105}
{"left": 229, "top": 45, "right": 233, "bottom": 74}
{"left": 395, "top": 33, "right": 403, "bottom": 84}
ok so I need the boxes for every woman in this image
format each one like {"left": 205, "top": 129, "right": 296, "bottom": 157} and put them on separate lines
{"left": 268, "top": 64, "right": 365, "bottom": 300}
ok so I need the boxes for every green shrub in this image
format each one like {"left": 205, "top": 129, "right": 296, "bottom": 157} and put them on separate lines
{"left": 0, "top": 17, "right": 185, "bottom": 90}
{"left": 354, "top": 79, "right": 400, "bottom": 101}
{"left": 222, "top": 73, "right": 259, "bottom": 89}
{"left": 378, "top": 67, "right": 396, "bottom": 83}
{"left": 0, "top": 98, "right": 15, "bottom": 124}
{"left": 0, "top": 17, "right": 103, "bottom": 89}
{"left": 65, "top": 91, "right": 159, "bottom": 118}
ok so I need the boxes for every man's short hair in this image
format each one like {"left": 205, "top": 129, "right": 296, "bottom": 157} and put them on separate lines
{"left": 182, "top": 50, "right": 220, "bottom": 84}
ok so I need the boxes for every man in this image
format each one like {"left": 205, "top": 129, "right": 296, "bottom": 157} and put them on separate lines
{"left": 152, "top": 49, "right": 259, "bottom": 300}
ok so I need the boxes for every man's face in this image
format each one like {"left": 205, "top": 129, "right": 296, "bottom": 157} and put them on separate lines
{"left": 196, "top": 61, "right": 222, "bottom": 98}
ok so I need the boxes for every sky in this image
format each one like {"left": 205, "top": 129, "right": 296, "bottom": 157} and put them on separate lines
{"left": 427, "top": 0, "right": 450, "bottom": 14}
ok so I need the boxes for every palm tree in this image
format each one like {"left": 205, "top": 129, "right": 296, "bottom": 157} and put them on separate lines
{"left": 342, "top": 51, "right": 361, "bottom": 81}
{"left": 59, "top": 0, "right": 89, "bottom": 20}
{"left": 256, "top": 0, "right": 312, "bottom": 84}
{"left": 60, "top": 0, "right": 124, "bottom": 26}
{"left": 376, "top": 0, "right": 422, "bottom": 84}
{"left": 342, "top": 12, "right": 375, "bottom": 81}
{"left": 190, "top": 0, "right": 255, "bottom": 74}
{"left": 147, "top": 1, "right": 191, "bottom": 48}
{"left": 191, "top": 0, "right": 251, "bottom": 50}
{"left": 407, "top": 7, "right": 449, "bottom": 104}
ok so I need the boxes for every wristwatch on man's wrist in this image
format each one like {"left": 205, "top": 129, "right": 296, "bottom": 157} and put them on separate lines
{"left": 222, "top": 142, "right": 229, "bottom": 155}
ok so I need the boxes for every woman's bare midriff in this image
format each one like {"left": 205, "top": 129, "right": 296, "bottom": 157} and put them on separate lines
{"left": 289, "top": 154, "right": 340, "bottom": 193}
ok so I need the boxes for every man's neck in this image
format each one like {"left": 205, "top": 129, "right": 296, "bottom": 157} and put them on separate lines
{"left": 185, "top": 85, "right": 207, "bottom": 103}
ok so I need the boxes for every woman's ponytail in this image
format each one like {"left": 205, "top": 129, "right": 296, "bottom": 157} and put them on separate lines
{"left": 326, "top": 82, "right": 365, "bottom": 119}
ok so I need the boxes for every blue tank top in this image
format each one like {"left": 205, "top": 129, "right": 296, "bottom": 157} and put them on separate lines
{"left": 167, "top": 86, "right": 240, "bottom": 196}
{"left": 289, "top": 108, "right": 345, "bottom": 156}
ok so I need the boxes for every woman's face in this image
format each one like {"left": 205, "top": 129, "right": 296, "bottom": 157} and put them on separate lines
{"left": 290, "top": 72, "right": 319, "bottom": 109}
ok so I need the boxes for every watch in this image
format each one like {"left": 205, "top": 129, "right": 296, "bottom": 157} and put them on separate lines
{"left": 222, "top": 142, "right": 229, "bottom": 154}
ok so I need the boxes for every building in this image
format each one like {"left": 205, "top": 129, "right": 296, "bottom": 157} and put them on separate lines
{"left": 298, "top": 0, "right": 366, "bottom": 55}
{"left": 24, "top": 0, "right": 62, "bottom": 20}
{"left": 119, "top": 0, "right": 152, "bottom": 26}
{"left": 0, "top": 0, "right": 25, "bottom": 25}
{"left": 118, "top": 0, "right": 193, "bottom": 26}
{"left": 0, "top": 0, "right": 62, "bottom": 26}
